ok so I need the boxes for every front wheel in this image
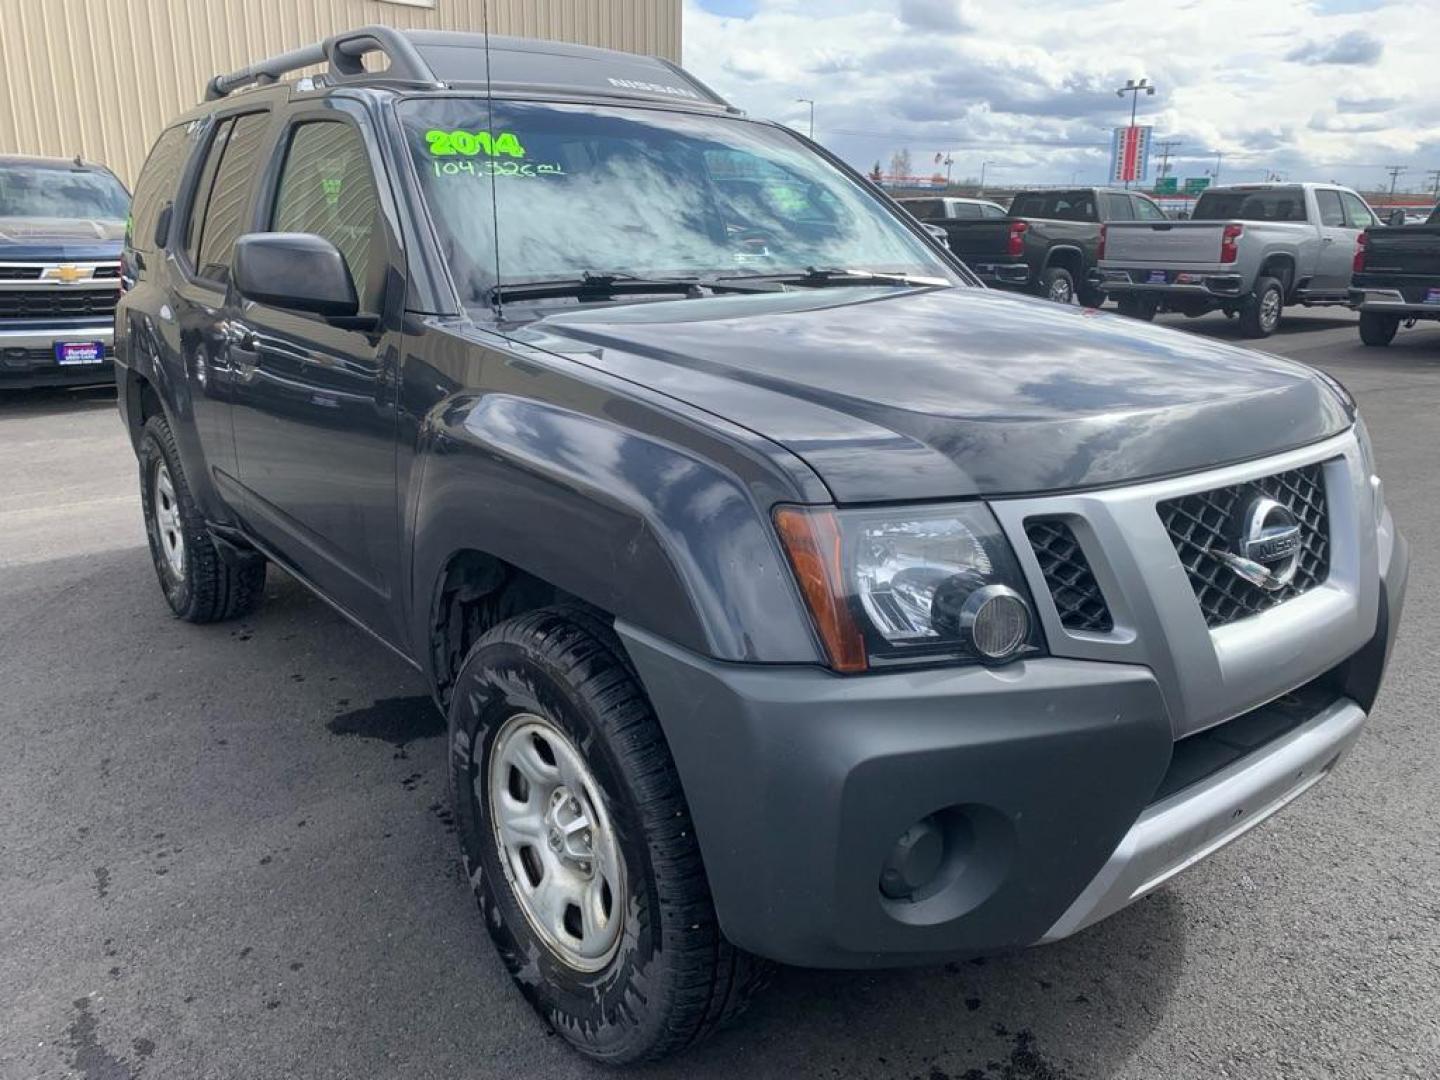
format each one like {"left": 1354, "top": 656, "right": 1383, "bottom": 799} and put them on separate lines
{"left": 448, "top": 609, "right": 770, "bottom": 1064}
{"left": 1040, "top": 265, "right": 1076, "bottom": 304}
{"left": 1239, "top": 276, "right": 1284, "bottom": 338}
{"left": 1358, "top": 311, "right": 1399, "bottom": 347}
{"left": 138, "top": 415, "right": 265, "bottom": 622}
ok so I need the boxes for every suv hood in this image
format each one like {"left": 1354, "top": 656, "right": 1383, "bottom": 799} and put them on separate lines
{"left": 517, "top": 286, "right": 1351, "bottom": 502}
{"left": 0, "top": 216, "right": 124, "bottom": 260}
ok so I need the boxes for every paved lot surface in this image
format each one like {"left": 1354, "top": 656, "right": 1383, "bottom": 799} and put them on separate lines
{"left": 2, "top": 308, "right": 1437, "bottom": 1080}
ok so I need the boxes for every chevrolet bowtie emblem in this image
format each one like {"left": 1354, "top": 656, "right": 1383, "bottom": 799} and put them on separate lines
{"left": 43, "top": 264, "right": 90, "bottom": 284}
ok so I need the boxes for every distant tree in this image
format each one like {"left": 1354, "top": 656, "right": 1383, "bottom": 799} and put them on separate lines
{"left": 869, "top": 161, "right": 883, "bottom": 183}
{"left": 889, "top": 148, "right": 912, "bottom": 183}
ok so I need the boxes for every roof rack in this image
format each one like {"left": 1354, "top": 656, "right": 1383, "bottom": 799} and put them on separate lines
{"left": 205, "top": 25, "right": 444, "bottom": 100}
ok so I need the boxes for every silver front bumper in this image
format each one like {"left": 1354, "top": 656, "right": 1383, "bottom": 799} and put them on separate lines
{"left": 1042, "top": 695, "right": 1366, "bottom": 941}
{"left": 0, "top": 324, "right": 114, "bottom": 349}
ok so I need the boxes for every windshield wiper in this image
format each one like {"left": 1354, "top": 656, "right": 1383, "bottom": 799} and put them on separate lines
{"left": 716, "top": 266, "right": 950, "bottom": 289}
{"left": 489, "top": 271, "right": 778, "bottom": 304}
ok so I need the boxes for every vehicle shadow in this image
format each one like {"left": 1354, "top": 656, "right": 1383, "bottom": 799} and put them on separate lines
{"left": 654, "top": 892, "right": 1186, "bottom": 1080}
{"left": 1152, "top": 309, "right": 1356, "bottom": 341}
{"left": 0, "top": 384, "right": 117, "bottom": 420}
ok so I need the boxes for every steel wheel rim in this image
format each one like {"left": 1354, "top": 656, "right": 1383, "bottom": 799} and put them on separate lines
{"left": 1048, "top": 276, "right": 1073, "bottom": 303}
{"left": 152, "top": 462, "right": 186, "bottom": 579}
{"left": 486, "top": 712, "right": 626, "bottom": 971}
{"left": 1260, "top": 289, "right": 1281, "bottom": 330}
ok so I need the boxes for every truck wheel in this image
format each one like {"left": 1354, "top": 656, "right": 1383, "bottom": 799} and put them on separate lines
{"left": 1358, "top": 311, "right": 1399, "bottom": 347}
{"left": 1040, "top": 266, "right": 1076, "bottom": 304}
{"left": 1078, "top": 283, "right": 1106, "bottom": 309}
{"left": 1116, "top": 294, "right": 1156, "bottom": 321}
{"left": 138, "top": 415, "right": 265, "bottom": 623}
{"left": 448, "top": 608, "right": 770, "bottom": 1064}
{"left": 1239, "top": 276, "right": 1284, "bottom": 338}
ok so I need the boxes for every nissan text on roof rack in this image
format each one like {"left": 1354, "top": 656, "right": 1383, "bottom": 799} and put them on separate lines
{"left": 114, "top": 26, "right": 1409, "bottom": 1065}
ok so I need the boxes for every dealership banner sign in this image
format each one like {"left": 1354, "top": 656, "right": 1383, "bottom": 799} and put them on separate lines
{"left": 1110, "top": 126, "right": 1152, "bottom": 184}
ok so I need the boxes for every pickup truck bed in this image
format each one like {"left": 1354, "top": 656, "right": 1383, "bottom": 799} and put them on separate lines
{"left": 1349, "top": 215, "right": 1440, "bottom": 344}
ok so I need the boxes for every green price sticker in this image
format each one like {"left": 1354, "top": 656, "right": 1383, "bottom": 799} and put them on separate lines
{"left": 425, "top": 129, "right": 526, "bottom": 159}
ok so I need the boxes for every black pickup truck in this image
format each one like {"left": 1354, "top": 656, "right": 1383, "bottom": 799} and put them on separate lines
{"left": 0, "top": 155, "right": 127, "bottom": 389}
{"left": 941, "top": 187, "right": 1169, "bottom": 306}
{"left": 1350, "top": 204, "right": 1440, "bottom": 345}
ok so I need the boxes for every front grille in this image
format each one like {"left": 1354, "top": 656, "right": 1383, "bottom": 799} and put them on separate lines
{"left": 1025, "top": 518, "right": 1114, "bottom": 632}
{"left": 0, "top": 266, "right": 43, "bottom": 281}
{"left": 0, "top": 288, "right": 118, "bottom": 319}
{"left": 92, "top": 266, "right": 121, "bottom": 279}
{"left": 1158, "top": 462, "right": 1330, "bottom": 628}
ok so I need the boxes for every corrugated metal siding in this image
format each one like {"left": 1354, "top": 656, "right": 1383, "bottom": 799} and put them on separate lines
{"left": 0, "top": 0, "right": 681, "bottom": 184}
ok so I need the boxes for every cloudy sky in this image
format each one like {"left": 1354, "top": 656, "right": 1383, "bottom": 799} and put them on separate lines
{"left": 682, "top": 0, "right": 1440, "bottom": 194}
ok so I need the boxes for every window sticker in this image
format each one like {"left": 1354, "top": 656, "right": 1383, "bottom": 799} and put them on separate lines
{"left": 424, "top": 129, "right": 526, "bottom": 158}
{"left": 429, "top": 160, "right": 566, "bottom": 179}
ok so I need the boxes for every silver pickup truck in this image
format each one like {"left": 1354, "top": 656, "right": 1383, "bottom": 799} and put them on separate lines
{"left": 1097, "top": 183, "right": 1379, "bottom": 337}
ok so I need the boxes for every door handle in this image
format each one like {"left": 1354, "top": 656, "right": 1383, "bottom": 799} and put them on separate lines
{"left": 1321, "top": 237, "right": 1335, "bottom": 244}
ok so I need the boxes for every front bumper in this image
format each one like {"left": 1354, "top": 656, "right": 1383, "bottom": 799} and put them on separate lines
{"left": 620, "top": 449, "right": 1408, "bottom": 969}
{"left": 0, "top": 324, "right": 115, "bottom": 388}
{"left": 1348, "top": 287, "right": 1440, "bottom": 318}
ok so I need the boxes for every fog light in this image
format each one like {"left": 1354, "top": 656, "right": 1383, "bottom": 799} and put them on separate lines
{"left": 960, "top": 585, "right": 1030, "bottom": 660}
{"left": 879, "top": 816, "right": 945, "bottom": 900}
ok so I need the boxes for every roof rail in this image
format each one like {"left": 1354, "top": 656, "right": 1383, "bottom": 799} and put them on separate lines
{"left": 205, "top": 25, "right": 444, "bottom": 101}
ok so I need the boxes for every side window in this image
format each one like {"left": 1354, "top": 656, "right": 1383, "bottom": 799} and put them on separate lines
{"left": 130, "top": 126, "right": 190, "bottom": 251}
{"left": 1133, "top": 196, "right": 1168, "bottom": 221}
{"left": 981, "top": 203, "right": 1006, "bottom": 219}
{"left": 195, "top": 113, "right": 271, "bottom": 282}
{"left": 184, "top": 118, "right": 233, "bottom": 266}
{"left": 271, "top": 122, "right": 381, "bottom": 300}
{"left": 952, "top": 202, "right": 981, "bottom": 219}
{"left": 1102, "top": 193, "right": 1134, "bottom": 221}
{"left": 1340, "top": 192, "right": 1377, "bottom": 230}
{"left": 1315, "top": 189, "right": 1346, "bottom": 228}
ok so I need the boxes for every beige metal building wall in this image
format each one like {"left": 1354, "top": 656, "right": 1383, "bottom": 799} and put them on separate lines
{"left": 0, "top": 0, "right": 681, "bottom": 184}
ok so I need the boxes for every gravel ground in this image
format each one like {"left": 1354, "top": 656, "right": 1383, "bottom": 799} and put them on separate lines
{"left": 1, "top": 308, "right": 1437, "bottom": 1080}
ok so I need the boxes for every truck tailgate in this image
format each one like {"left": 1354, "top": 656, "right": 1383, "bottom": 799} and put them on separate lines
{"left": 1364, "top": 226, "right": 1440, "bottom": 278}
{"left": 943, "top": 220, "right": 1014, "bottom": 262}
{"left": 1104, "top": 222, "right": 1224, "bottom": 265}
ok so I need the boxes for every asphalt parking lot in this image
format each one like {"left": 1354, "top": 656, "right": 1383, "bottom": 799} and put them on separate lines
{"left": 2, "top": 308, "right": 1437, "bottom": 1080}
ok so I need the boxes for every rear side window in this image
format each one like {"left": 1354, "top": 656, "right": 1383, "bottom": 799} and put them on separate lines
{"left": 1010, "top": 191, "right": 1095, "bottom": 221}
{"left": 1340, "top": 191, "right": 1377, "bottom": 229}
{"left": 130, "top": 126, "right": 192, "bottom": 250}
{"left": 270, "top": 122, "right": 381, "bottom": 298}
{"left": 1193, "top": 188, "right": 1306, "bottom": 223}
{"left": 901, "top": 199, "right": 944, "bottom": 220}
{"left": 1315, "top": 189, "right": 1345, "bottom": 228}
{"left": 1102, "top": 193, "right": 1134, "bottom": 221}
{"left": 195, "top": 113, "right": 271, "bottom": 282}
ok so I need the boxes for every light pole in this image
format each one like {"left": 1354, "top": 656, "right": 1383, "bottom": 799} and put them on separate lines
{"left": 1114, "top": 78, "right": 1156, "bottom": 188}
{"left": 979, "top": 160, "right": 995, "bottom": 196}
{"left": 1209, "top": 150, "right": 1223, "bottom": 185}
{"left": 795, "top": 98, "right": 815, "bottom": 140}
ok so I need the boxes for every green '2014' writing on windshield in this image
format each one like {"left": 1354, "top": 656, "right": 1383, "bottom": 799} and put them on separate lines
{"left": 425, "top": 129, "right": 525, "bottom": 158}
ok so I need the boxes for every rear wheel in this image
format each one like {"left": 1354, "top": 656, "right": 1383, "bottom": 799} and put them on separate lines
{"left": 1040, "top": 266, "right": 1076, "bottom": 304}
{"left": 1116, "top": 294, "right": 1157, "bottom": 321}
{"left": 138, "top": 415, "right": 265, "bottom": 622}
{"left": 1358, "top": 311, "right": 1399, "bottom": 347}
{"left": 1239, "top": 276, "right": 1283, "bottom": 338}
{"left": 449, "top": 609, "right": 770, "bottom": 1064}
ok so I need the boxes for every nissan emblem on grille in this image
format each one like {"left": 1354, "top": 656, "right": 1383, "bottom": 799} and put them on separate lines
{"left": 1211, "top": 497, "right": 1303, "bottom": 592}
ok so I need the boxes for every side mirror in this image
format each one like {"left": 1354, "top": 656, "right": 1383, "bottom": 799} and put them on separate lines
{"left": 1388, "top": 209, "right": 1407, "bottom": 227}
{"left": 232, "top": 232, "right": 358, "bottom": 318}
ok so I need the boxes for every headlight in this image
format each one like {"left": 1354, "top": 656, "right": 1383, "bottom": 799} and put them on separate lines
{"left": 775, "top": 504, "right": 1045, "bottom": 672}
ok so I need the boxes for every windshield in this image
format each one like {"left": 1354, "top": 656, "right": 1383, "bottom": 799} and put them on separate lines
{"left": 399, "top": 99, "right": 955, "bottom": 304}
{"left": 1193, "top": 188, "right": 1306, "bottom": 223}
{"left": 0, "top": 165, "right": 129, "bottom": 221}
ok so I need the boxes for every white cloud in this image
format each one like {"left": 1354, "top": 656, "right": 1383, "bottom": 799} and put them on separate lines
{"left": 682, "top": 0, "right": 1440, "bottom": 192}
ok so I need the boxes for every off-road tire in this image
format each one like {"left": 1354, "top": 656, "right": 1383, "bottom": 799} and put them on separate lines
{"left": 448, "top": 608, "right": 771, "bottom": 1064}
{"left": 1358, "top": 311, "right": 1399, "bottom": 347}
{"left": 138, "top": 414, "right": 265, "bottom": 622}
{"left": 1239, "top": 276, "right": 1284, "bottom": 338}
{"left": 1040, "top": 265, "right": 1076, "bottom": 304}
{"left": 1116, "top": 294, "right": 1157, "bottom": 321}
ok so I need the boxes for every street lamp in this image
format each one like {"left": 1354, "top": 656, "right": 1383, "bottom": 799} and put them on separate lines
{"left": 795, "top": 98, "right": 815, "bottom": 140}
{"left": 979, "top": 160, "right": 996, "bottom": 196}
{"left": 1114, "top": 78, "right": 1156, "bottom": 189}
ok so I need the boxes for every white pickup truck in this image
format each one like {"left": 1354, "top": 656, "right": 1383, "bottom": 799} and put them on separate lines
{"left": 1096, "top": 183, "right": 1380, "bottom": 337}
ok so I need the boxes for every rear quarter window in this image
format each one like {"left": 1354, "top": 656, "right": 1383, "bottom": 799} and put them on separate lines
{"left": 130, "top": 125, "right": 194, "bottom": 252}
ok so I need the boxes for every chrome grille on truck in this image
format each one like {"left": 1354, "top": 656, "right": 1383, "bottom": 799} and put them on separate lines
{"left": 0, "top": 288, "right": 118, "bottom": 319}
{"left": 1158, "top": 463, "right": 1330, "bottom": 628}
{"left": 1024, "top": 519, "right": 1114, "bottom": 633}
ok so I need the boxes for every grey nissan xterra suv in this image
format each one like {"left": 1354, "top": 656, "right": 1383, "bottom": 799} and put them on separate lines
{"left": 114, "top": 28, "right": 1409, "bottom": 1065}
